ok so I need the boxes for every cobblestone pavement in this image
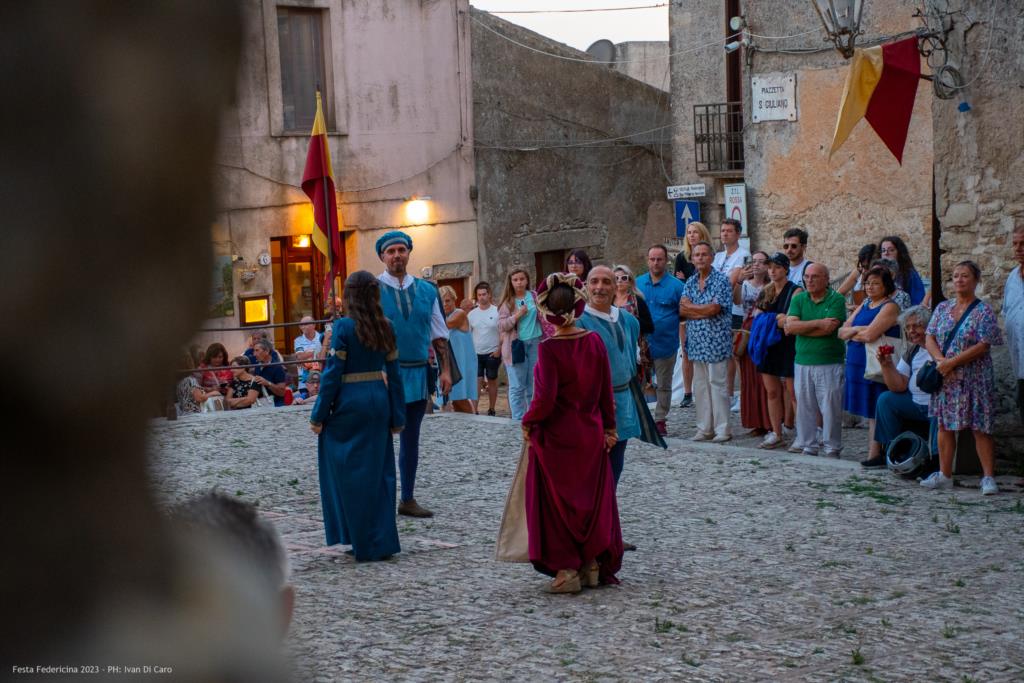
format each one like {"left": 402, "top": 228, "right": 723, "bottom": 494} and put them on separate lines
{"left": 149, "top": 407, "right": 1024, "bottom": 682}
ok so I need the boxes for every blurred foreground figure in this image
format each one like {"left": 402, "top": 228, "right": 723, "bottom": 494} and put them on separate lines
{"left": 0, "top": 2, "right": 288, "bottom": 678}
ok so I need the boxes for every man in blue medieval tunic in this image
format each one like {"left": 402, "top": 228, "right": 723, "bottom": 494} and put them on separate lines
{"left": 578, "top": 265, "right": 646, "bottom": 552}
{"left": 376, "top": 231, "right": 451, "bottom": 518}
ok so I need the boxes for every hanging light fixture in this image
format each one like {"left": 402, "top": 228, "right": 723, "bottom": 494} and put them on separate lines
{"left": 811, "top": 0, "right": 865, "bottom": 58}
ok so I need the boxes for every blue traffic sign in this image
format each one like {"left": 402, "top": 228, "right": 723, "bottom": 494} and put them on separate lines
{"left": 674, "top": 200, "right": 701, "bottom": 237}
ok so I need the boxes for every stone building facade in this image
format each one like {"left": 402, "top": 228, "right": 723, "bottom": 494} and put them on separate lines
{"left": 671, "top": 0, "right": 933, "bottom": 275}
{"left": 203, "top": 0, "right": 478, "bottom": 353}
{"left": 471, "top": 9, "right": 674, "bottom": 284}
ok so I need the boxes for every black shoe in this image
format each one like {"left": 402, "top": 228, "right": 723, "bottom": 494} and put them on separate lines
{"left": 623, "top": 542, "right": 637, "bottom": 552}
{"left": 678, "top": 394, "right": 693, "bottom": 408}
{"left": 487, "top": 409, "right": 496, "bottom": 417}
{"left": 860, "top": 455, "right": 887, "bottom": 469}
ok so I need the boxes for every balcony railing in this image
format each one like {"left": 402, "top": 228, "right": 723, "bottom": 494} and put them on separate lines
{"left": 694, "top": 102, "right": 744, "bottom": 175}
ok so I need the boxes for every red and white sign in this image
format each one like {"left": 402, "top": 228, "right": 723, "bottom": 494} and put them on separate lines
{"left": 724, "top": 183, "right": 748, "bottom": 235}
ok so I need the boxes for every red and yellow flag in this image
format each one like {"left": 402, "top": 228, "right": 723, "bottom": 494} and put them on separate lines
{"left": 830, "top": 37, "right": 921, "bottom": 164}
{"left": 301, "top": 91, "right": 344, "bottom": 301}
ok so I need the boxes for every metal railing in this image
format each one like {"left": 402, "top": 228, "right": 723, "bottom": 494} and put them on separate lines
{"left": 694, "top": 102, "right": 744, "bottom": 175}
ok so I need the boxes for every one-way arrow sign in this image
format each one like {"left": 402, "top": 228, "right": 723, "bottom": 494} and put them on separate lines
{"left": 674, "top": 200, "right": 701, "bottom": 237}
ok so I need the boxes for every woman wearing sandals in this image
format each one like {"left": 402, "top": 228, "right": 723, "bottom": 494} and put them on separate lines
{"left": 521, "top": 273, "right": 623, "bottom": 593}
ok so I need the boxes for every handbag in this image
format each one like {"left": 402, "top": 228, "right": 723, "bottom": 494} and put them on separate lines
{"left": 916, "top": 299, "right": 981, "bottom": 394}
{"left": 445, "top": 339, "right": 463, "bottom": 389}
{"left": 732, "top": 328, "right": 750, "bottom": 358}
{"left": 254, "top": 384, "right": 274, "bottom": 408}
{"left": 495, "top": 441, "right": 530, "bottom": 563}
{"left": 864, "top": 334, "right": 904, "bottom": 383}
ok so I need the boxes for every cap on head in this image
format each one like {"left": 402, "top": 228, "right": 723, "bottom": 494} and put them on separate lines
{"left": 769, "top": 252, "right": 790, "bottom": 270}
{"left": 375, "top": 231, "right": 413, "bottom": 258}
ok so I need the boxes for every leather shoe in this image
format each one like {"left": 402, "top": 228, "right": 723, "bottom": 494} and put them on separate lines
{"left": 398, "top": 499, "right": 434, "bottom": 518}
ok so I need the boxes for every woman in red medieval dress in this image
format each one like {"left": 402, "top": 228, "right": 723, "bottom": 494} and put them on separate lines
{"left": 521, "top": 272, "right": 624, "bottom": 593}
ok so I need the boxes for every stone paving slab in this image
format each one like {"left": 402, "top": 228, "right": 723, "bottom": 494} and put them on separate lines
{"left": 149, "top": 408, "right": 1024, "bottom": 682}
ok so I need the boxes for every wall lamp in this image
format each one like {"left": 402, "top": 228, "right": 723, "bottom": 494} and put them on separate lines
{"left": 404, "top": 195, "right": 432, "bottom": 225}
{"left": 811, "top": 0, "right": 864, "bottom": 59}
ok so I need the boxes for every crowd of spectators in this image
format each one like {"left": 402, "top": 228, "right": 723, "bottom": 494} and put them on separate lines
{"left": 173, "top": 224, "right": 1024, "bottom": 495}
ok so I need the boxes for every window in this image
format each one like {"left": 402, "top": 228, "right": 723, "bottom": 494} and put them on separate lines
{"left": 277, "top": 7, "right": 331, "bottom": 132}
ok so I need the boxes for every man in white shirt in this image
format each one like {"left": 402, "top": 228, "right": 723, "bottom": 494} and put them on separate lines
{"left": 713, "top": 218, "right": 749, "bottom": 412}
{"left": 292, "top": 315, "right": 322, "bottom": 389}
{"left": 467, "top": 281, "right": 501, "bottom": 416}
{"left": 1004, "top": 225, "right": 1024, "bottom": 426}
{"left": 783, "top": 227, "right": 812, "bottom": 289}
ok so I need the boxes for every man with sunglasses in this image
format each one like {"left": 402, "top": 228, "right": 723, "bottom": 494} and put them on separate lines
{"left": 782, "top": 228, "right": 812, "bottom": 289}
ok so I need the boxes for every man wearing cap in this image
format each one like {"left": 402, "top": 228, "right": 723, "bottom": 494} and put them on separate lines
{"left": 376, "top": 230, "right": 451, "bottom": 518}
{"left": 293, "top": 316, "right": 322, "bottom": 390}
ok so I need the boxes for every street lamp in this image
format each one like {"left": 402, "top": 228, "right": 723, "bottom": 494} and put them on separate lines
{"left": 811, "top": 0, "right": 864, "bottom": 58}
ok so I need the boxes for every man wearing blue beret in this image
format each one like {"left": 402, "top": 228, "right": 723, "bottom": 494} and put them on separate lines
{"left": 376, "top": 230, "right": 451, "bottom": 518}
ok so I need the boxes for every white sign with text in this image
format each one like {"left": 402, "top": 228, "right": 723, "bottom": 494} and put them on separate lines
{"left": 666, "top": 184, "right": 706, "bottom": 200}
{"left": 751, "top": 74, "right": 797, "bottom": 123}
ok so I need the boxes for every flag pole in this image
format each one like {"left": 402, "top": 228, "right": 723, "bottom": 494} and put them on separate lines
{"left": 316, "top": 87, "right": 337, "bottom": 319}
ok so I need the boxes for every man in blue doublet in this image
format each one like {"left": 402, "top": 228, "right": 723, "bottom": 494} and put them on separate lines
{"left": 376, "top": 231, "right": 451, "bottom": 518}
{"left": 577, "top": 266, "right": 642, "bottom": 485}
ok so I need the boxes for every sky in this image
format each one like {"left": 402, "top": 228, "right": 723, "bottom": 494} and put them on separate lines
{"left": 470, "top": 0, "right": 669, "bottom": 52}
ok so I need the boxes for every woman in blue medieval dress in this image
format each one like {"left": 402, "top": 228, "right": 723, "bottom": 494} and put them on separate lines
{"left": 310, "top": 270, "right": 406, "bottom": 561}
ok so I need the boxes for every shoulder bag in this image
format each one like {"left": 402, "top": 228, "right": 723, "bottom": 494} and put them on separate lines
{"left": 916, "top": 299, "right": 981, "bottom": 394}
{"left": 863, "top": 300, "right": 904, "bottom": 383}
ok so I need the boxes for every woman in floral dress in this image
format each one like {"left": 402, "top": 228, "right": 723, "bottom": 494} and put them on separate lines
{"left": 920, "top": 261, "right": 1003, "bottom": 495}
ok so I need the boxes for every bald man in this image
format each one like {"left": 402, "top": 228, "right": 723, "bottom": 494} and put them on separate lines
{"left": 785, "top": 263, "right": 847, "bottom": 457}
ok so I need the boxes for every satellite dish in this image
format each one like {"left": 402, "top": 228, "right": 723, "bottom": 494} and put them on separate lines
{"left": 586, "top": 39, "right": 616, "bottom": 65}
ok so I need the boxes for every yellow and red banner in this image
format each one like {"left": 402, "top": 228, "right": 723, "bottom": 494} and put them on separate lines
{"left": 830, "top": 37, "right": 921, "bottom": 164}
{"left": 301, "top": 91, "right": 344, "bottom": 301}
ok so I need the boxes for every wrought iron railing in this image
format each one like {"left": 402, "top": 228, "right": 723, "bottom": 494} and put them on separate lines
{"left": 694, "top": 102, "right": 744, "bottom": 175}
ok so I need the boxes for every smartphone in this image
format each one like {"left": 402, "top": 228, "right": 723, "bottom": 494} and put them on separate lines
{"left": 743, "top": 255, "right": 751, "bottom": 266}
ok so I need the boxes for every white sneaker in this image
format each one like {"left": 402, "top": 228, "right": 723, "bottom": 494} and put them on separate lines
{"left": 980, "top": 476, "right": 999, "bottom": 495}
{"left": 759, "top": 432, "right": 782, "bottom": 449}
{"left": 730, "top": 395, "right": 741, "bottom": 413}
{"left": 692, "top": 432, "right": 713, "bottom": 442}
{"left": 920, "top": 471, "right": 953, "bottom": 490}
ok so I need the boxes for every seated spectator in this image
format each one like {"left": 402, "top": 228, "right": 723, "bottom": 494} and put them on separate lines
{"left": 171, "top": 491, "right": 294, "bottom": 640}
{"left": 862, "top": 305, "right": 937, "bottom": 468}
{"left": 177, "top": 353, "right": 225, "bottom": 414}
{"left": 199, "top": 342, "right": 233, "bottom": 391}
{"left": 226, "top": 355, "right": 260, "bottom": 410}
{"left": 292, "top": 370, "right": 320, "bottom": 405}
{"left": 293, "top": 316, "right": 322, "bottom": 389}
{"left": 244, "top": 329, "right": 283, "bottom": 363}
{"left": 251, "top": 339, "right": 288, "bottom": 406}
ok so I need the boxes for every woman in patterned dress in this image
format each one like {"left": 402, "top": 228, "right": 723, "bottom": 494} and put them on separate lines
{"left": 920, "top": 261, "right": 1004, "bottom": 495}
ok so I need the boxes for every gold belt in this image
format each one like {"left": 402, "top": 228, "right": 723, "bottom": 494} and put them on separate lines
{"left": 341, "top": 371, "right": 385, "bottom": 383}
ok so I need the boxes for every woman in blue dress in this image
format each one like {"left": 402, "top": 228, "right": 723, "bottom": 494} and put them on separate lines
{"left": 439, "top": 285, "right": 478, "bottom": 413}
{"left": 838, "top": 265, "right": 901, "bottom": 453}
{"left": 310, "top": 270, "right": 406, "bottom": 562}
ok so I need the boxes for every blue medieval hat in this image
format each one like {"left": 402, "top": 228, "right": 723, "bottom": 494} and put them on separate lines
{"left": 375, "top": 230, "right": 413, "bottom": 258}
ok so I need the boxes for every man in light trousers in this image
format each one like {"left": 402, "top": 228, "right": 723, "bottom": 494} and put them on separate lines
{"left": 785, "top": 263, "right": 847, "bottom": 456}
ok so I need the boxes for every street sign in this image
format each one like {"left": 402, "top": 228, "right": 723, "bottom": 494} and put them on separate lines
{"left": 751, "top": 74, "right": 797, "bottom": 123}
{"left": 667, "top": 183, "right": 706, "bottom": 200}
{"left": 674, "top": 200, "right": 701, "bottom": 237}
{"left": 724, "top": 183, "right": 747, "bottom": 235}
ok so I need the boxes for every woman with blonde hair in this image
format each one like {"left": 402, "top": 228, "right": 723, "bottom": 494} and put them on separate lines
{"left": 498, "top": 268, "right": 543, "bottom": 420}
{"left": 439, "top": 285, "right": 477, "bottom": 413}
{"left": 613, "top": 264, "right": 654, "bottom": 384}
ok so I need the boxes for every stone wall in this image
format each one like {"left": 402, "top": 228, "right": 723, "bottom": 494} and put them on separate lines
{"left": 471, "top": 9, "right": 674, "bottom": 284}
{"left": 928, "top": 0, "right": 1024, "bottom": 443}
{"left": 613, "top": 41, "right": 670, "bottom": 91}
{"left": 741, "top": 0, "right": 933, "bottom": 280}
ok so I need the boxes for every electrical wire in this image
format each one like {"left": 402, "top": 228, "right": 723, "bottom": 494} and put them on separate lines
{"left": 486, "top": 3, "right": 667, "bottom": 14}
{"left": 470, "top": 13, "right": 738, "bottom": 64}
{"left": 946, "top": 3, "right": 996, "bottom": 91}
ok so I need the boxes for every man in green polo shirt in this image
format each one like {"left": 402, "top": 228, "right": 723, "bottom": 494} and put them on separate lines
{"left": 785, "top": 263, "right": 847, "bottom": 456}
